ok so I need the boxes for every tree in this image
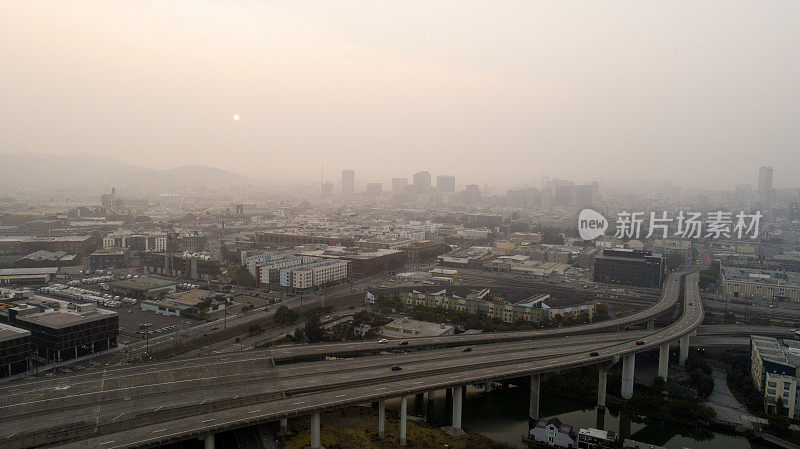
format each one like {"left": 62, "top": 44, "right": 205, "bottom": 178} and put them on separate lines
{"left": 304, "top": 315, "right": 325, "bottom": 343}
{"left": 228, "top": 264, "right": 258, "bottom": 287}
{"left": 274, "top": 305, "right": 299, "bottom": 326}
{"left": 777, "top": 397, "right": 788, "bottom": 416}
{"left": 665, "top": 252, "right": 685, "bottom": 271}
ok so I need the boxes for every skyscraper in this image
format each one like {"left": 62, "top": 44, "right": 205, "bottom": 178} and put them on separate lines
{"left": 758, "top": 166, "right": 773, "bottom": 200}
{"left": 341, "top": 170, "right": 355, "bottom": 197}
{"left": 436, "top": 175, "right": 456, "bottom": 193}
{"left": 412, "top": 171, "right": 432, "bottom": 194}
{"left": 392, "top": 178, "right": 408, "bottom": 194}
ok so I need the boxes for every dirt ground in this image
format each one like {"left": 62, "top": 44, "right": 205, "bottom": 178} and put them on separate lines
{"left": 281, "top": 406, "right": 505, "bottom": 449}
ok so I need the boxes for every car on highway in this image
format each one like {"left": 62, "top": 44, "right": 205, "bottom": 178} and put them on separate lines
{"left": 399, "top": 341, "right": 409, "bottom": 346}
{"left": 589, "top": 352, "right": 599, "bottom": 357}
{"left": 378, "top": 339, "right": 389, "bottom": 344}
{"left": 689, "top": 302, "right": 693, "bottom": 306}
{"left": 391, "top": 365, "right": 402, "bottom": 371}
{"left": 462, "top": 347, "right": 473, "bottom": 352}
{"left": 635, "top": 340, "right": 645, "bottom": 346}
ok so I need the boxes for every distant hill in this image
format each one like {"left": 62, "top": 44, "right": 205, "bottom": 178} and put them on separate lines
{"left": 0, "top": 153, "right": 252, "bottom": 195}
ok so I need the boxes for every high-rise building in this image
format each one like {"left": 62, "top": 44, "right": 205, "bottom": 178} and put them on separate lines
{"left": 321, "top": 181, "right": 333, "bottom": 198}
{"left": 464, "top": 184, "right": 481, "bottom": 204}
{"left": 392, "top": 178, "right": 408, "bottom": 194}
{"left": 436, "top": 175, "right": 456, "bottom": 193}
{"left": 101, "top": 187, "right": 116, "bottom": 210}
{"left": 412, "top": 171, "right": 432, "bottom": 193}
{"left": 758, "top": 166, "right": 773, "bottom": 200}
{"left": 341, "top": 170, "right": 355, "bottom": 197}
{"left": 575, "top": 182, "right": 599, "bottom": 208}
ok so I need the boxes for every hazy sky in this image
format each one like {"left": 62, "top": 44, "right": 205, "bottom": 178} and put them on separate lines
{"left": 2, "top": 1, "right": 799, "bottom": 189}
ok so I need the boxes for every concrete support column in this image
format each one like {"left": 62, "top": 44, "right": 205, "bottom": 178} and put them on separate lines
{"left": 598, "top": 367, "right": 608, "bottom": 408}
{"left": 310, "top": 412, "right": 321, "bottom": 449}
{"left": 427, "top": 389, "right": 435, "bottom": 404}
{"left": 679, "top": 335, "right": 689, "bottom": 367}
{"left": 658, "top": 343, "right": 670, "bottom": 380}
{"left": 204, "top": 433, "right": 214, "bottom": 449}
{"left": 400, "top": 396, "right": 408, "bottom": 446}
{"left": 646, "top": 319, "right": 655, "bottom": 330}
{"left": 378, "top": 400, "right": 386, "bottom": 439}
{"left": 529, "top": 374, "right": 541, "bottom": 423}
{"left": 280, "top": 418, "right": 288, "bottom": 433}
{"left": 74, "top": 347, "right": 78, "bottom": 359}
{"left": 452, "top": 386, "right": 463, "bottom": 430}
{"left": 621, "top": 353, "right": 635, "bottom": 400}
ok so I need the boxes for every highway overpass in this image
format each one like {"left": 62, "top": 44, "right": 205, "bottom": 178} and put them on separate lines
{"left": 0, "top": 271, "right": 761, "bottom": 449}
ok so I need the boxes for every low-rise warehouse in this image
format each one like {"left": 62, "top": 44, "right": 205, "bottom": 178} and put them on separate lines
{"left": 109, "top": 278, "right": 179, "bottom": 299}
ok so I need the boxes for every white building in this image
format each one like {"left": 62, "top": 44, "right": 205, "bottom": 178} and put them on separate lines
{"left": 283, "top": 259, "right": 349, "bottom": 290}
{"left": 529, "top": 418, "right": 575, "bottom": 448}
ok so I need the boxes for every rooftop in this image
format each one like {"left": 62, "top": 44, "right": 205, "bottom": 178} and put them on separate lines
{"left": 12, "top": 300, "right": 117, "bottom": 329}
{"left": 110, "top": 278, "right": 179, "bottom": 291}
{"left": 0, "top": 323, "right": 31, "bottom": 343}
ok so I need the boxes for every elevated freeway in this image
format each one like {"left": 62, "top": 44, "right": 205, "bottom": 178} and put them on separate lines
{"left": 0, "top": 271, "right": 707, "bottom": 449}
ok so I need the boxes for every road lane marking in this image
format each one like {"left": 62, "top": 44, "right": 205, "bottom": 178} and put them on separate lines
{"left": 112, "top": 413, "right": 124, "bottom": 421}
{"left": 153, "top": 429, "right": 166, "bottom": 433}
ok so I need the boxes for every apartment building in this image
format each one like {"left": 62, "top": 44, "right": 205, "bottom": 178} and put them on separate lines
{"left": 398, "top": 290, "right": 594, "bottom": 325}
{"left": 751, "top": 335, "right": 800, "bottom": 417}
{"left": 284, "top": 259, "right": 349, "bottom": 291}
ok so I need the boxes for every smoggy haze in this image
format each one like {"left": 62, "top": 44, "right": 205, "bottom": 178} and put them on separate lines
{"left": 2, "top": 1, "right": 800, "bottom": 189}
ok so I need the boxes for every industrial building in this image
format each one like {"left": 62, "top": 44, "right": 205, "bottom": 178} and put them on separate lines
{"left": 141, "top": 289, "right": 231, "bottom": 317}
{"left": 0, "top": 235, "right": 94, "bottom": 256}
{"left": 593, "top": 249, "right": 664, "bottom": 289}
{"left": 89, "top": 248, "right": 129, "bottom": 270}
{"left": 0, "top": 323, "right": 31, "bottom": 378}
{"left": 0, "top": 267, "right": 60, "bottom": 286}
{"left": 721, "top": 266, "right": 800, "bottom": 302}
{"left": 13, "top": 250, "right": 79, "bottom": 268}
{"left": 381, "top": 317, "right": 454, "bottom": 339}
{"left": 1, "top": 299, "right": 118, "bottom": 363}
{"left": 140, "top": 252, "right": 220, "bottom": 281}
{"left": 109, "top": 278, "right": 179, "bottom": 299}
{"left": 297, "top": 246, "right": 405, "bottom": 276}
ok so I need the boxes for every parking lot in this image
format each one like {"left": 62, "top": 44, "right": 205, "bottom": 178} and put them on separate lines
{"left": 112, "top": 303, "right": 204, "bottom": 344}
